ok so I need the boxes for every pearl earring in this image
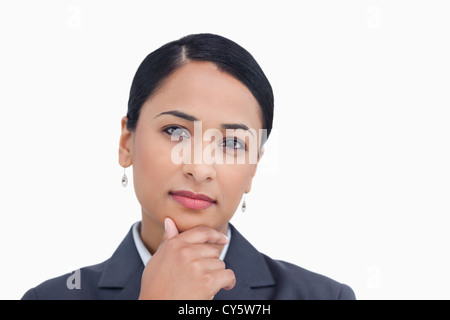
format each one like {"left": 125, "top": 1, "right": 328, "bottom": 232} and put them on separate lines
{"left": 241, "top": 194, "right": 246, "bottom": 213}
{"left": 121, "top": 167, "right": 128, "bottom": 187}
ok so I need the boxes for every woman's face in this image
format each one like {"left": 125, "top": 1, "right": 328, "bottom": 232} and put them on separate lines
{"left": 119, "top": 61, "right": 263, "bottom": 235}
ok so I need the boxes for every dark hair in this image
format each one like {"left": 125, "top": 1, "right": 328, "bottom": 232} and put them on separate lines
{"left": 126, "top": 33, "right": 274, "bottom": 142}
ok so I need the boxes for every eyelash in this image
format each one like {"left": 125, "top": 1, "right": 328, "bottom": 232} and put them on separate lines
{"left": 162, "top": 125, "right": 190, "bottom": 140}
{"left": 161, "top": 125, "right": 247, "bottom": 151}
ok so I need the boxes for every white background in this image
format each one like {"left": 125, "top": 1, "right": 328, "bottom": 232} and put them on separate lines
{"left": 1, "top": 0, "right": 449, "bottom": 300}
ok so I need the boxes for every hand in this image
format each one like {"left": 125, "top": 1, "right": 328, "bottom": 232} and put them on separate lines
{"left": 138, "top": 218, "right": 236, "bottom": 300}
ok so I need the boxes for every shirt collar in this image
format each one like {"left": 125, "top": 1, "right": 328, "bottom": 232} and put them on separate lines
{"left": 131, "top": 221, "right": 231, "bottom": 266}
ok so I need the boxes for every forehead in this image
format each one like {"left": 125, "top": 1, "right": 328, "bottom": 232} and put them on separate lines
{"left": 139, "top": 61, "right": 263, "bottom": 130}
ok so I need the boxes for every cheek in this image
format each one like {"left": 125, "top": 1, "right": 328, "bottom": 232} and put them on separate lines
{"left": 132, "top": 131, "right": 176, "bottom": 203}
{"left": 217, "top": 164, "right": 255, "bottom": 207}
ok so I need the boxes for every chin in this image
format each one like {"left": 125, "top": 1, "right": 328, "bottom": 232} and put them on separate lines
{"left": 168, "top": 212, "right": 222, "bottom": 232}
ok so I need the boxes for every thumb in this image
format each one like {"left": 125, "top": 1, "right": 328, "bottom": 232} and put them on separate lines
{"left": 163, "top": 217, "right": 179, "bottom": 241}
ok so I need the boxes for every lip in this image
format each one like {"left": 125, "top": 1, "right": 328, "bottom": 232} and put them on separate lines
{"left": 169, "top": 190, "right": 216, "bottom": 210}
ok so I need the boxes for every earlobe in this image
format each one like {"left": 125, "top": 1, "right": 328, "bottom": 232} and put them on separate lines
{"left": 244, "top": 165, "right": 258, "bottom": 194}
{"left": 118, "top": 116, "right": 133, "bottom": 168}
{"left": 244, "top": 181, "right": 252, "bottom": 194}
{"left": 245, "top": 147, "right": 264, "bottom": 193}
{"left": 258, "top": 146, "right": 265, "bottom": 161}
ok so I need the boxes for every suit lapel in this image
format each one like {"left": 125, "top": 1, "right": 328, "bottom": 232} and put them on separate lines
{"left": 214, "top": 224, "right": 275, "bottom": 300}
{"left": 97, "top": 227, "right": 144, "bottom": 299}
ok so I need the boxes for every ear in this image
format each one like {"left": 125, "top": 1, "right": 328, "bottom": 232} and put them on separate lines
{"left": 118, "top": 116, "right": 134, "bottom": 168}
{"left": 244, "top": 146, "right": 265, "bottom": 194}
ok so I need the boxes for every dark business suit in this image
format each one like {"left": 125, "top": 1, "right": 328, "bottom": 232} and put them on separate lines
{"left": 22, "top": 224, "right": 355, "bottom": 300}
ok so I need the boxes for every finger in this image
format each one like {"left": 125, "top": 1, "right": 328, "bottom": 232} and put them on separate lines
{"left": 163, "top": 217, "right": 179, "bottom": 241}
{"left": 192, "top": 244, "right": 221, "bottom": 259}
{"left": 199, "top": 257, "right": 226, "bottom": 271}
{"left": 178, "top": 225, "right": 229, "bottom": 245}
{"left": 211, "top": 268, "right": 236, "bottom": 291}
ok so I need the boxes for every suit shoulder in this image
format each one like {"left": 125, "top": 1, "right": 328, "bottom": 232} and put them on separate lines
{"left": 262, "top": 254, "right": 355, "bottom": 300}
{"left": 21, "top": 261, "right": 106, "bottom": 300}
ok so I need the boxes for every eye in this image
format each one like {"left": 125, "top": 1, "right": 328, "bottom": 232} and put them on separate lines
{"left": 162, "top": 125, "right": 191, "bottom": 141}
{"left": 221, "top": 137, "right": 246, "bottom": 150}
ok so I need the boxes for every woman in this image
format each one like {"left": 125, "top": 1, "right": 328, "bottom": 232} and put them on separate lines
{"left": 22, "top": 33, "right": 355, "bottom": 300}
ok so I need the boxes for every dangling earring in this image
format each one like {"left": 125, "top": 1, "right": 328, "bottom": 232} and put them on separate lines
{"left": 121, "top": 166, "right": 128, "bottom": 188}
{"left": 241, "top": 194, "right": 246, "bottom": 213}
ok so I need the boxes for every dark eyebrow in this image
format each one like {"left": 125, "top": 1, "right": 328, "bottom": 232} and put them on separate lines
{"left": 155, "top": 110, "right": 254, "bottom": 137}
{"left": 221, "top": 123, "right": 254, "bottom": 137}
{"left": 155, "top": 110, "right": 198, "bottom": 122}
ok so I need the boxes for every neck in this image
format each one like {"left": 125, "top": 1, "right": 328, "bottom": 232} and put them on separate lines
{"left": 140, "top": 214, "right": 165, "bottom": 255}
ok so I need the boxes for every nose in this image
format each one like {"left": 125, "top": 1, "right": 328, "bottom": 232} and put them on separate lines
{"left": 182, "top": 161, "right": 216, "bottom": 183}
{"left": 182, "top": 138, "right": 217, "bottom": 183}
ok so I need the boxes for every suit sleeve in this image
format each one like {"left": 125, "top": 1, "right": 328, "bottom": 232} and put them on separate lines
{"left": 337, "top": 284, "right": 356, "bottom": 300}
